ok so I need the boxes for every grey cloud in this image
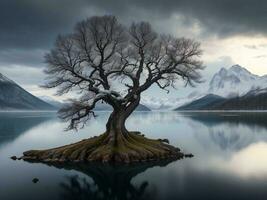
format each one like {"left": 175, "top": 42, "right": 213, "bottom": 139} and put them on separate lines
{"left": 0, "top": 0, "right": 92, "bottom": 50}
{"left": 0, "top": 65, "right": 45, "bottom": 86}
{"left": 254, "top": 55, "right": 267, "bottom": 58}
{"left": 1, "top": 0, "right": 267, "bottom": 50}
{"left": 244, "top": 45, "right": 258, "bottom": 50}
{"left": 86, "top": 0, "right": 267, "bottom": 38}
{"left": 202, "top": 56, "right": 234, "bottom": 79}
{"left": 244, "top": 44, "right": 267, "bottom": 50}
{"left": 0, "top": 49, "right": 47, "bottom": 67}
{"left": 0, "top": 0, "right": 267, "bottom": 69}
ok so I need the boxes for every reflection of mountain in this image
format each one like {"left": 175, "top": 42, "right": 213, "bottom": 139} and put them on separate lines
{"left": 183, "top": 112, "right": 267, "bottom": 129}
{"left": 183, "top": 112, "right": 267, "bottom": 151}
{"left": 28, "top": 160, "right": 176, "bottom": 200}
{"left": 208, "top": 129, "right": 241, "bottom": 150}
{"left": 0, "top": 113, "right": 54, "bottom": 146}
{"left": 127, "top": 111, "right": 181, "bottom": 124}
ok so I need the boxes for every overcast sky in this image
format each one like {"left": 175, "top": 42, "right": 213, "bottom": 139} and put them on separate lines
{"left": 1, "top": 0, "right": 267, "bottom": 101}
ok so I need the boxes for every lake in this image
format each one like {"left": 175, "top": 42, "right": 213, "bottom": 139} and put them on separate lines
{"left": 1, "top": 111, "right": 267, "bottom": 200}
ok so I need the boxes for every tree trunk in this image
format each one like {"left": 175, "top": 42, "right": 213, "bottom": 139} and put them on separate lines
{"left": 105, "top": 97, "right": 140, "bottom": 146}
{"left": 105, "top": 108, "right": 128, "bottom": 146}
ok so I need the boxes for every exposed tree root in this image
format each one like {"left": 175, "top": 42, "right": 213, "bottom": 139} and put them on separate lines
{"left": 22, "top": 132, "right": 184, "bottom": 163}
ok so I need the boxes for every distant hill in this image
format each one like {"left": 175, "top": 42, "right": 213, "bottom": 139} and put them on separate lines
{"left": 135, "top": 104, "right": 151, "bottom": 111}
{"left": 94, "top": 102, "right": 151, "bottom": 111}
{"left": 0, "top": 73, "right": 55, "bottom": 110}
{"left": 40, "top": 96, "right": 151, "bottom": 111}
{"left": 212, "top": 88, "right": 267, "bottom": 110}
{"left": 176, "top": 88, "right": 267, "bottom": 110}
{"left": 175, "top": 94, "right": 226, "bottom": 110}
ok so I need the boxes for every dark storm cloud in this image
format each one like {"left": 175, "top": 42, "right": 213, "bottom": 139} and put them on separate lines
{"left": 0, "top": 49, "right": 47, "bottom": 67}
{"left": 1, "top": 0, "right": 267, "bottom": 67}
{"left": 0, "top": 0, "right": 95, "bottom": 69}
{"left": 1, "top": 0, "right": 267, "bottom": 49}
{"left": 0, "top": 0, "right": 91, "bottom": 49}
{"left": 88, "top": 0, "right": 267, "bottom": 37}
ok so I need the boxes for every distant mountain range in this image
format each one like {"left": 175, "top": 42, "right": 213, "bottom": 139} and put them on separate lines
{"left": 142, "top": 64, "right": 267, "bottom": 110}
{"left": 3, "top": 64, "right": 267, "bottom": 111}
{"left": 176, "top": 91, "right": 267, "bottom": 111}
{"left": 40, "top": 96, "right": 151, "bottom": 111}
{"left": 93, "top": 102, "right": 151, "bottom": 111}
{"left": 176, "top": 94, "right": 226, "bottom": 110}
{"left": 0, "top": 73, "right": 55, "bottom": 110}
{"left": 0, "top": 72, "right": 151, "bottom": 111}
{"left": 176, "top": 65, "right": 267, "bottom": 110}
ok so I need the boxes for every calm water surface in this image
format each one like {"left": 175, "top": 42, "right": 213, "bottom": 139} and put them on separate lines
{"left": 1, "top": 111, "right": 267, "bottom": 200}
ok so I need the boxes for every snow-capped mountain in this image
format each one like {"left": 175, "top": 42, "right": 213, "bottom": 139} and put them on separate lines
{"left": 39, "top": 95, "right": 151, "bottom": 111}
{"left": 175, "top": 64, "right": 267, "bottom": 110}
{"left": 141, "top": 96, "right": 181, "bottom": 110}
{"left": 92, "top": 102, "right": 151, "bottom": 111}
{"left": 146, "top": 64, "right": 267, "bottom": 110}
{"left": 141, "top": 95, "right": 201, "bottom": 110}
{"left": 0, "top": 73, "right": 55, "bottom": 110}
{"left": 208, "top": 65, "right": 267, "bottom": 98}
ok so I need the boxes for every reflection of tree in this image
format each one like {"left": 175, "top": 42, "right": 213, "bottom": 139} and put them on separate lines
{"left": 45, "top": 160, "right": 176, "bottom": 200}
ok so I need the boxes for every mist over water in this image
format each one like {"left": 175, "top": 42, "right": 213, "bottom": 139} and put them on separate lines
{"left": 1, "top": 111, "right": 267, "bottom": 200}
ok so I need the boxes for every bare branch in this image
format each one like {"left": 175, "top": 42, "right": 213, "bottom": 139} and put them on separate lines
{"left": 44, "top": 15, "right": 204, "bottom": 130}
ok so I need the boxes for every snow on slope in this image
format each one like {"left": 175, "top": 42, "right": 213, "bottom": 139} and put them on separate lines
{"left": 144, "top": 65, "right": 267, "bottom": 110}
{"left": 208, "top": 65, "right": 267, "bottom": 98}
{"left": 0, "top": 73, "right": 55, "bottom": 110}
{"left": 141, "top": 93, "right": 204, "bottom": 110}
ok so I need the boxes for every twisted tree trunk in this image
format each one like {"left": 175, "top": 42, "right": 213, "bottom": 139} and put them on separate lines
{"left": 22, "top": 100, "right": 184, "bottom": 163}
{"left": 104, "top": 98, "right": 139, "bottom": 146}
{"left": 105, "top": 108, "right": 128, "bottom": 146}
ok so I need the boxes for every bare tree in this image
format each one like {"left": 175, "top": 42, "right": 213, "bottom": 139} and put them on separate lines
{"left": 23, "top": 16, "right": 204, "bottom": 163}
